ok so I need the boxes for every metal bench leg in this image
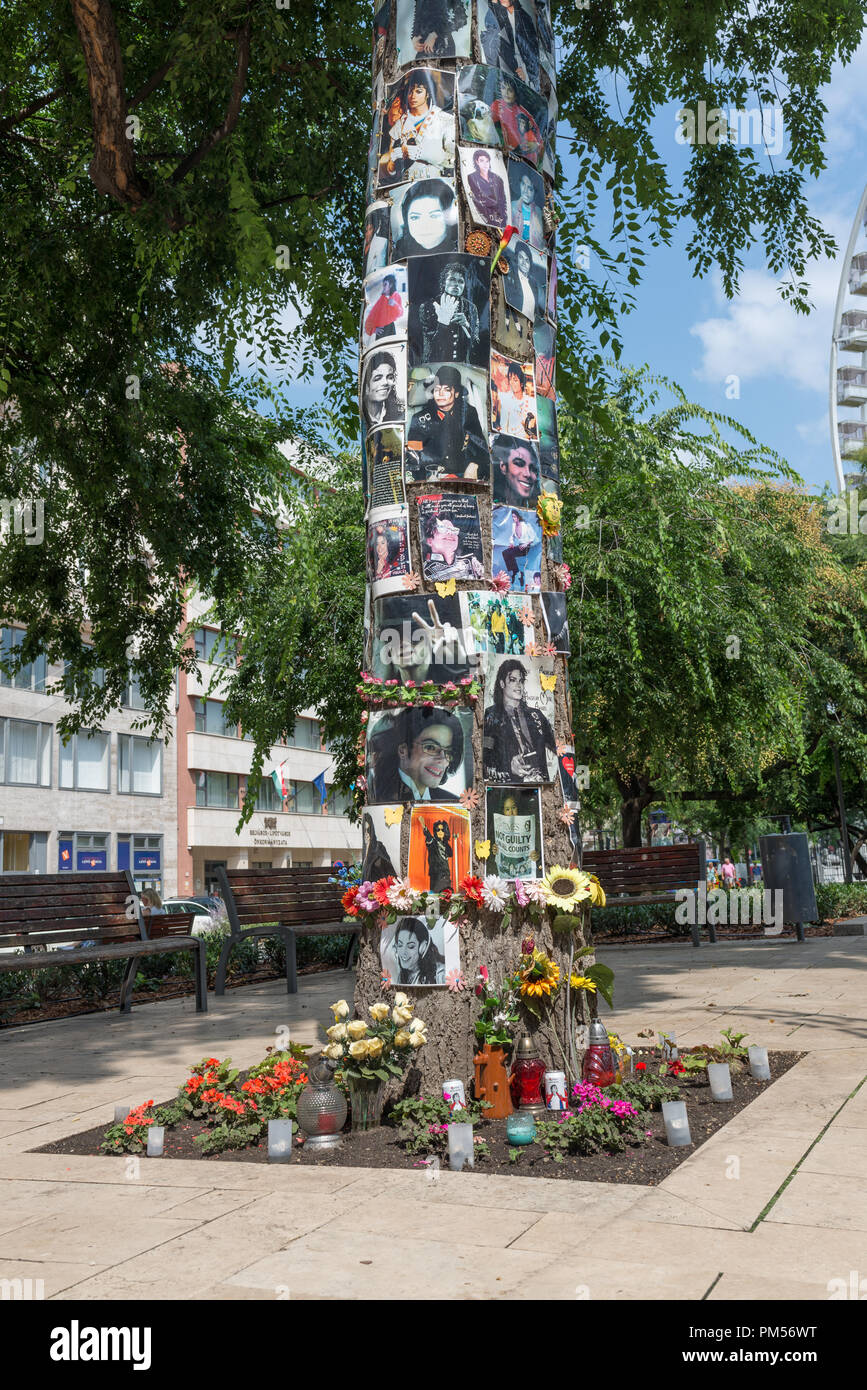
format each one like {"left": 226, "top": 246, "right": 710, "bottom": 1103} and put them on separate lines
{"left": 690, "top": 923, "right": 701, "bottom": 948}
{"left": 286, "top": 930, "right": 298, "bottom": 994}
{"left": 194, "top": 940, "right": 208, "bottom": 1012}
{"left": 119, "top": 955, "right": 140, "bottom": 1013}
{"left": 708, "top": 919, "right": 718, "bottom": 944}
{"left": 343, "top": 933, "right": 358, "bottom": 969}
{"left": 215, "top": 936, "right": 234, "bottom": 996}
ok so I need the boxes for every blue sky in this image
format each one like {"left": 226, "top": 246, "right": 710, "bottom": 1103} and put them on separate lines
{"left": 570, "top": 37, "right": 867, "bottom": 497}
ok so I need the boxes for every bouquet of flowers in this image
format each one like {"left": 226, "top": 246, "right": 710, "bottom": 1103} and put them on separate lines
{"left": 322, "top": 996, "right": 427, "bottom": 1083}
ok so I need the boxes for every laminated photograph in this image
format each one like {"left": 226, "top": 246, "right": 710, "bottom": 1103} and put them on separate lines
{"left": 491, "top": 503, "right": 542, "bottom": 591}
{"left": 485, "top": 786, "right": 544, "bottom": 879}
{"left": 533, "top": 319, "right": 555, "bottom": 400}
{"left": 458, "top": 145, "right": 509, "bottom": 228}
{"left": 558, "top": 745, "right": 580, "bottom": 805}
{"left": 371, "top": 593, "right": 473, "bottom": 683}
{"left": 396, "top": 0, "right": 471, "bottom": 67}
{"left": 366, "top": 705, "right": 474, "bottom": 803}
{"left": 465, "top": 589, "right": 535, "bottom": 655}
{"left": 507, "top": 158, "right": 546, "bottom": 250}
{"left": 377, "top": 69, "right": 455, "bottom": 189}
{"left": 361, "top": 264, "right": 409, "bottom": 352}
{"left": 361, "top": 804, "right": 404, "bottom": 882}
{"left": 482, "top": 653, "right": 558, "bottom": 783}
{"left": 491, "top": 351, "right": 538, "bottom": 441}
{"left": 491, "top": 433, "right": 541, "bottom": 508}
{"left": 407, "top": 804, "right": 472, "bottom": 892}
{"left": 476, "top": 0, "right": 540, "bottom": 91}
{"left": 380, "top": 912, "right": 460, "bottom": 987}
{"left": 417, "top": 492, "right": 485, "bottom": 582}
{"left": 389, "top": 178, "right": 459, "bottom": 258}
{"left": 541, "top": 590, "right": 570, "bottom": 655}
{"left": 364, "top": 427, "right": 406, "bottom": 512}
{"left": 405, "top": 363, "right": 490, "bottom": 482}
{"left": 361, "top": 343, "right": 406, "bottom": 429}
{"left": 407, "top": 253, "right": 490, "bottom": 368}
{"left": 501, "top": 237, "right": 547, "bottom": 323}
{"left": 367, "top": 507, "right": 412, "bottom": 596}
{"left": 363, "top": 202, "right": 392, "bottom": 277}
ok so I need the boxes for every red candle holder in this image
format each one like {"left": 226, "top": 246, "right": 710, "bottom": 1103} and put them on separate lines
{"left": 510, "top": 1035, "right": 547, "bottom": 1115}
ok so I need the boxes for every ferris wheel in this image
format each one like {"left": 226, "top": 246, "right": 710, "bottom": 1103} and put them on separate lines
{"left": 830, "top": 182, "right": 867, "bottom": 494}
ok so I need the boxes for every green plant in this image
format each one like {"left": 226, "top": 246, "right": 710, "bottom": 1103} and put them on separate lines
{"left": 508, "top": 1146, "right": 525, "bottom": 1164}
{"left": 816, "top": 882, "right": 867, "bottom": 922}
{"left": 607, "top": 1076, "right": 681, "bottom": 1112}
{"left": 389, "top": 1094, "right": 490, "bottom": 1157}
{"left": 679, "top": 1029, "right": 750, "bottom": 1075}
{"left": 100, "top": 1099, "right": 182, "bottom": 1154}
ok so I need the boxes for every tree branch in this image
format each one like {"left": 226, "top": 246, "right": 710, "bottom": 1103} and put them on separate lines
{"left": 128, "top": 60, "right": 174, "bottom": 110}
{"left": 169, "top": 16, "right": 251, "bottom": 187}
{"left": 68, "top": 0, "right": 150, "bottom": 209}
{"left": 0, "top": 86, "right": 66, "bottom": 138}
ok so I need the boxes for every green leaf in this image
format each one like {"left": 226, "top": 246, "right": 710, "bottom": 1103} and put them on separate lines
{"left": 585, "top": 963, "right": 615, "bottom": 1009}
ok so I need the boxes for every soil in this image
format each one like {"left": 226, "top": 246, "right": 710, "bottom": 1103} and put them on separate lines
{"left": 34, "top": 1050, "right": 802, "bottom": 1185}
{"left": 0, "top": 960, "right": 337, "bottom": 1030}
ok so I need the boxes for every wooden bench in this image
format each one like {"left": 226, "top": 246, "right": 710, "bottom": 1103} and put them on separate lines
{"left": 216, "top": 866, "right": 359, "bottom": 996}
{"left": 0, "top": 870, "right": 207, "bottom": 1012}
{"left": 583, "top": 842, "right": 708, "bottom": 947}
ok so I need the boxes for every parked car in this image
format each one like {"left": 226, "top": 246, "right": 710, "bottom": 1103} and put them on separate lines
{"left": 160, "top": 898, "right": 224, "bottom": 937}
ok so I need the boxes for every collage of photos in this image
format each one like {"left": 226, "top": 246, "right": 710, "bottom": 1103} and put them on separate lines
{"left": 380, "top": 912, "right": 461, "bottom": 987}
{"left": 366, "top": 705, "right": 474, "bottom": 804}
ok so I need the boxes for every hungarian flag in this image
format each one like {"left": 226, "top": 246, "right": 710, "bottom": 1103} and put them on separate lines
{"left": 270, "top": 763, "right": 287, "bottom": 802}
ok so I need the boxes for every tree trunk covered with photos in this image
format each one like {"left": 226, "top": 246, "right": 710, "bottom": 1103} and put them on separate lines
{"left": 353, "top": 0, "right": 596, "bottom": 1095}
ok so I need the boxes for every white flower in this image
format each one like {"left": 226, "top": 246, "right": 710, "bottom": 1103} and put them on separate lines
{"left": 394, "top": 992, "right": 411, "bottom": 1008}
{"left": 386, "top": 877, "right": 418, "bottom": 912}
{"left": 523, "top": 879, "right": 549, "bottom": 906}
{"left": 481, "top": 876, "right": 511, "bottom": 913}
{"left": 408, "top": 1016, "right": 426, "bottom": 1034}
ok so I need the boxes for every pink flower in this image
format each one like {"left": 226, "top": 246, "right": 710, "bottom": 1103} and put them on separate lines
{"left": 513, "top": 878, "right": 529, "bottom": 906}
{"left": 385, "top": 678, "right": 399, "bottom": 686}
{"left": 492, "top": 571, "right": 511, "bottom": 593}
{"left": 405, "top": 680, "right": 416, "bottom": 688}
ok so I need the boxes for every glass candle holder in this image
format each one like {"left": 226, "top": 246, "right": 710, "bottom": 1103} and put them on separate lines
{"left": 510, "top": 1036, "right": 547, "bottom": 1113}
{"left": 748, "top": 1046, "right": 771, "bottom": 1081}
{"left": 505, "top": 1112, "right": 536, "bottom": 1145}
{"left": 267, "top": 1118, "right": 294, "bottom": 1163}
{"left": 707, "top": 1062, "right": 733, "bottom": 1100}
{"left": 661, "top": 1100, "right": 692, "bottom": 1147}
{"left": 296, "top": 1058, "right": 347, "bottom": 1149}
{"left": 114, "top": 1104, "right": 130, "bottom": 1124}
{"left": 146, "top": 1126, "right": 164, "bottom": 1157}
{"left": 447, "top": 1122, "right": 474, "bottom": 1171}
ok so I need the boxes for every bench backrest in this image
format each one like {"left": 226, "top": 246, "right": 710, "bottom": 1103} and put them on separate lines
{"left": 0, "top": 871, "right": 147, "bottom": 951}
{"left": 583, "top": 842, "right": 706, "bottom": 899}
{"left": 218, "top": 867, "right": 346, "bottom": 936}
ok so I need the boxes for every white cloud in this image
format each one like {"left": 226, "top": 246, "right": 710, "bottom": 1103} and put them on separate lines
{"left": 795, "top": 412, "right": 830, "bottom": 448}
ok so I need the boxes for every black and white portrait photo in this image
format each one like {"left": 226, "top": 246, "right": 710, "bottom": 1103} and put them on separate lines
{"left": 372, "top": 592, "right": 472, "bottom": 684}
{"left": 378, "top": 69, "right": 455, "bottom": 189}
{"left": 482, "top": 655, "right": 558, "bottom": 784}
{"left": 408, "top": 254, "right": 489, "bottom": 368}
{"left": 361, "top": 343, "right": 406, "bottom": 428}
{"left": 458, "top": 146, "right": 509, "bottom": 228}
{"left": 362, "top": 264, "right": 408, "bottom": 352}
{"left": 396, "top": 0, "right": 471, "bottom": 67}
{"left": 491, "top": 434, "right": 541, "bottom": 508}
{"left": 390, "top": 178, "right": 459, "bottom": 259}
{"left": 405, "top": 363, "right": 490, "bottom": 481}
{"left": 363, "top": 202, "right": 391, "bottom": 277}
{"left": 366, "top": 705, "right": 474, "bottom": 804}
{"left": 380, "top": 913, "right": 460, "bottom": 987}
{"left": 502, "top": 239, "right": 546, "bottom": 323}
{"left": 477, "top": 0, "right": 540, "bottom": 90}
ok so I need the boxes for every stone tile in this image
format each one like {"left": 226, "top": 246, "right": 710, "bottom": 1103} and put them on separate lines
{"left": 0, "top": 1213, "right": 203, "bottom": 1265}
{"left": 799, "top": 1125, "right": 866, "bottom": 1178}
{"left": 307, "top": 1193, "right": 543, "bottom": 1249}
{"left": 338, "top": 1166, "right": 650, "bottom": 1218}
{"left": 0, "top": 1259, "right": 110, "bottom": 1298}
{"left": 624, "top": 1189, "right": 743, "bottom": 1230}
{"left": 764, "top": 1172, "right": 867, "bottom": 1232}
{"left": 525, "top": 1254, "right": 721, "bottom": 1301}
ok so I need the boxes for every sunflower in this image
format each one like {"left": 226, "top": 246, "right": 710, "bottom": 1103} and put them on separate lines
{"left": 587, "top": 874, "right": 606, "bottom": 908}
{"left": 519, "top": 950, "right": 560, "bottom": 999}
{"left": 540, "top": 866, "right": 592, "bottom": 913}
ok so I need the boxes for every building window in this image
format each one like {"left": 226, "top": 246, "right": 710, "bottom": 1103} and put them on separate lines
{"left": 1, "top": 830, "right": 48, "bottom": 874}
{"left": 193, "top": 627, "right": 237, "bottom": 668}
{"left": 287, "top": 780, "right": 321, "bottom": 815}
{"left": 118, "top": 735, "right": 162, "bottom": 796}
{"left": 59, "top": 730, "right": 110, "bottom": 791}
{"left": 254, "top": 777, "right": 282, "bottom": 812}
{"left": 287, "top": 717, "right": 320, "bottom": 750}
{"left": 121, "top": 672, "right": 148, "bottom": 709}
{"left": 60, "top": 832, "right": 109, "bottom": 872}
{"left": 118, "top": 834, "right": 163, "bottom": 889}
{"left": 63, "top": 648, "right": 106, "bottom": 696}
{"left": 195, "top": 771, "right": 239, "bottom": 809}
{"left": 193, "top": 698, "right": 237, "bottom": 738}
{"left": 327, "top": 787, "right": 352, "bottom": 817}
{"left": 0, "top": 627, "right": 46, "bottom": 692}
{"left": 0, "top": 718, "right": 52, "bottom": 787}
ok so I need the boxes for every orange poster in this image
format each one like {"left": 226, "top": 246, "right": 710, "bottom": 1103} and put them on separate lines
{"left": 407, "top": 805, "right": 471, "bottom": 895}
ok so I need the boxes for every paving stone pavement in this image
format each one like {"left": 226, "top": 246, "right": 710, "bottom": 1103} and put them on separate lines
{"left": 0, "top": 937, "right": 865, "bottom": 1301}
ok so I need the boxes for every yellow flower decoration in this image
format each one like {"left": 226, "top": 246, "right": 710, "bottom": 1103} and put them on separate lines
{"left": 587, "top": 873, "right": 606, "bottom": 907}
{"left": 536, "top": 491, "right": 563, "bottom": 537}
{"left": 569, "top": 974, "right": 597, "bottom": 992}
{"left": 519, "top": 951, "right": 560, "bottom": 999}
{"left": 474, "top": 839, "right": 491, "bottom": 860}
{"left": 540, "top": 865, "right": 592, "bottom": 913}
{"left": 435, "top": 578, "right": 456, "bottom": 597}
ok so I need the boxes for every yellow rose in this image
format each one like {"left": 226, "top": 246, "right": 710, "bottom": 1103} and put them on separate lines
{"left": 394, "top": 1030, "right": 412, "bottom": 1048}
{"left": 348, "top": 1039, "right": 369, "bottom": 1059}
{"left": 393, "top": 992, "right": 411, "bottom": 1009}
{"left": 330, "top": 999, "right": 350, "bottom": 1020}
{"left": 407, "top": 1016, "right": 425, "bottom": 1034}
{"left": 392, "top": 1005, "right": 413, "bottom": 1026}
{"left": 366, "top": 1036, "right": 384, "bottom": 1060}
{"left": 322, "top": 1043, "right": 344, "bottom": 1061}
{"left": 368, "top": 1002, "right": 389, "bottom": 1022}
{"left": 409, "top": 1030, "right": 427, "bottom": 1049}
{"left": 346, "top": 1019, "right": 368, "bottom": 1040}
{"left": 326, "top": 1023, "right": 347, "bottom": 1041}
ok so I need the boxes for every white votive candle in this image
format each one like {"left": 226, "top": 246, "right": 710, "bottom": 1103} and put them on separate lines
{"left": 748, "top": 1046, "right": 771, "bottom": 1081}
{"left": 707, "top": 1062, "right": 733, "bottom": 1101}
{"left": 268, "top": 1118, "right": 293, "bottom": 1163}
{"left": 447, "top": 1122, "right": 474, "bottom": 1171}
{"left": 146, "top": 1126, "right": 165, "bottom": 1157}
{"left": 114, "top": 1104, "right": 130, "bottom": 1124}
{"left": 661, "top": 1100, "right": 692, "bottom": 1147}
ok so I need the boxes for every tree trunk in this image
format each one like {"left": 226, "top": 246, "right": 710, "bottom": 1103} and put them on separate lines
{"left": 617, "top": 775, "right": 655, "bottom": 848}
{"left": 354, "top": 13, "right": 587, "bottom": 1097}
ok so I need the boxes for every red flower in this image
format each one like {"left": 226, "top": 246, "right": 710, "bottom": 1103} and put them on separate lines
{"left": 440, "top": 888, "right": 453, "bottom": 903}
{"left": 341, "top": 886, "right": 360, "bottom": 916}
{"left": 373, "top": 876, "right": 396, "bottom": 905}
{"left": 635, "top": 1062, "right": 646, "bottom": 1072}
{"left": 460, "top": 874, "right": 485, "bottom": 906}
